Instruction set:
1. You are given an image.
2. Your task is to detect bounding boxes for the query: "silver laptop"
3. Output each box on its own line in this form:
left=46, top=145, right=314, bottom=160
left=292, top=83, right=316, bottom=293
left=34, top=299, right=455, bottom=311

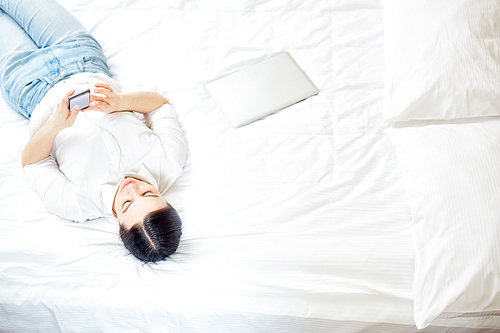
left=206, top=52, right=319, bottom=127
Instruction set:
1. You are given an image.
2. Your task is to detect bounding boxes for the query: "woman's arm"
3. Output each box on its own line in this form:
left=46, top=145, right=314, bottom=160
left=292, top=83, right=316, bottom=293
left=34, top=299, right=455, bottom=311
left=144, top=104, right=188, bottom=190
left=22, top=90, right=80, bottom=167
left=88, top=83, right=169, bottom=114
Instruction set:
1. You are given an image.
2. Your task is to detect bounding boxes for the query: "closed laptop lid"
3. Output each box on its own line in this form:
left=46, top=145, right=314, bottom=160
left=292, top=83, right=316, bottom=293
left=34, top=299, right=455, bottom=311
left=206, top=52, right=319, bottom=127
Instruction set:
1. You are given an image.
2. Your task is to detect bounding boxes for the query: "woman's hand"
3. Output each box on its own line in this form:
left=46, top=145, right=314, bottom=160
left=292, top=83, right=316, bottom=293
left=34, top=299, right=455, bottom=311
left=47, top=89, right=81, bottom=133
left=22, top=90, right=80, bottom=167
left=87, top=83, right=122, bottom=113
left=86, top=83, right=169, bottom=114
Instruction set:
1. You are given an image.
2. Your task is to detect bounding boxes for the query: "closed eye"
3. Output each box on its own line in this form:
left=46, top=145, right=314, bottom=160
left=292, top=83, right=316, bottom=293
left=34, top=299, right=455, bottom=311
left=122, top=200, right=132, bottom=213
left=121, top=191, right=159, bottom=213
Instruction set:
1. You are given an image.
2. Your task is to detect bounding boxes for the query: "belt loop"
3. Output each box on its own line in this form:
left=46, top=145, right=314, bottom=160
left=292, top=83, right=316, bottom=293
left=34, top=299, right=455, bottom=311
left=43, top=76, right=53, bottom=86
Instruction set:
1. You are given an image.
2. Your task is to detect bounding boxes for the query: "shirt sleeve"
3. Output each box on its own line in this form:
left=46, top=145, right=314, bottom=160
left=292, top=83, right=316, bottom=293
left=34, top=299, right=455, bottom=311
left=144, top=103, right=188, bottom=184
left=24, top=156, right=99, bottom=222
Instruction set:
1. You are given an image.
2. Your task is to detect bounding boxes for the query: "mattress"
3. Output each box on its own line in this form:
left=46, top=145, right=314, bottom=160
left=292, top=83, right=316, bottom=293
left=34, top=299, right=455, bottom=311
left=0, top=0, right=499, bottom=332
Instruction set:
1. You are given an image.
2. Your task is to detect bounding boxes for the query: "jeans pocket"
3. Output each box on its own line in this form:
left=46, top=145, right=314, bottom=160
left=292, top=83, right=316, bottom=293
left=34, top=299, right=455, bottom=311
left=18, top=77, right=43, bottom=114
left=80, top=53, right=109, bottom=75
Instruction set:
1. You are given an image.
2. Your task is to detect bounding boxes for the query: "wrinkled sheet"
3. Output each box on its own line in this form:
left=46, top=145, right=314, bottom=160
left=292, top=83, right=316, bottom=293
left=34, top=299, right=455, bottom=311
left=0, top=0, right=490, bottom=332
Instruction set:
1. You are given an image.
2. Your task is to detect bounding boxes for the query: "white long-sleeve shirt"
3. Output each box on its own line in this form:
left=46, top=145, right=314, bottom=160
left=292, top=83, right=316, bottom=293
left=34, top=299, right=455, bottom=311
left=24, top=73, right=188, bottom=222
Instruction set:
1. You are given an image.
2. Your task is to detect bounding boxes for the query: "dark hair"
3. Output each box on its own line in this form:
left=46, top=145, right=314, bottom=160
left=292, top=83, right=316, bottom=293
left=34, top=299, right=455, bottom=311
left=119, top=206, right=182, bottom=263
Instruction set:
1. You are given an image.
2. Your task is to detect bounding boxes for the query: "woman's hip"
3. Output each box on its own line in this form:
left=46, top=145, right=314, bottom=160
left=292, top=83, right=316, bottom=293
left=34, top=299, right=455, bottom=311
left=0, top=38, right=109, bottom=118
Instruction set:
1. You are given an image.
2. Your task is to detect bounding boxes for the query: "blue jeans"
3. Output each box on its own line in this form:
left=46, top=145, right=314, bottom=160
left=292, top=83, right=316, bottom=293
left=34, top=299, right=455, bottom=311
left=0, top=0, right=109, bottom=118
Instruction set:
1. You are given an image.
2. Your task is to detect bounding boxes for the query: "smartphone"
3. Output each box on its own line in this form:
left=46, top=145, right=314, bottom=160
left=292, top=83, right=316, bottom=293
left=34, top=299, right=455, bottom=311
left=68, top=89, right=90, bottom=111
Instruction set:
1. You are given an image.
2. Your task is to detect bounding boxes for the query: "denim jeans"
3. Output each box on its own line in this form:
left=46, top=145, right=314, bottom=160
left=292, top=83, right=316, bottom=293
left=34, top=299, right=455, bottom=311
left=0, top=0, right=109, bottom=118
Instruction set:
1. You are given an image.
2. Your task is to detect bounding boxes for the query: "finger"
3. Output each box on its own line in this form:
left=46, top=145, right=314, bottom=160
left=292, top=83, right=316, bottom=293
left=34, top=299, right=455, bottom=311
left=68, top=106, right=80, bottom=122
left=92, top=88, right=112, bottom=98
left=64, top=89, right=76, bottom=98
left=57, top=100, right=70, bottom=116
left=86, top=101, right=103, bottom=111
left=84, top=104, right=98, bottom=111
left=70, top=105, right=81, bottom=113
left=91, top=95, right=111, bottom=105
left=91, top=100, right=110, bottom=110
left=95, top=83, right=113, bottom=92
left=63, top=89, right=76, bottom=110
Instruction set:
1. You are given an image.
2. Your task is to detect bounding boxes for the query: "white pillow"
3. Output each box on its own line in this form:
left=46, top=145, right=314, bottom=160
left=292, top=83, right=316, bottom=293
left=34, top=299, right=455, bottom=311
left=385, top=120, right=500, bottom=329
left=383, top=0, right=500, bottom=122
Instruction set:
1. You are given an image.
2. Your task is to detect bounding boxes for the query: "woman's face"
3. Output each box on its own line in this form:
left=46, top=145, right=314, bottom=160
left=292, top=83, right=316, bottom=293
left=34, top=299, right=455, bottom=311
left=113, top=177, right=168, bottom=229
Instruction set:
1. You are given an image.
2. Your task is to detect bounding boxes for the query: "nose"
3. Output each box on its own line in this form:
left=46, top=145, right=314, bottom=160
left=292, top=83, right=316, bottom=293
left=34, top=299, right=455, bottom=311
left=124, top=181, right=140, bottom=195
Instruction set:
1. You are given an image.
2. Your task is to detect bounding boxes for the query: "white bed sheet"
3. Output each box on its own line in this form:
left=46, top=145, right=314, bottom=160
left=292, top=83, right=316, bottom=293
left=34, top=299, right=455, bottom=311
left=0, top=0, right=495, bottom=332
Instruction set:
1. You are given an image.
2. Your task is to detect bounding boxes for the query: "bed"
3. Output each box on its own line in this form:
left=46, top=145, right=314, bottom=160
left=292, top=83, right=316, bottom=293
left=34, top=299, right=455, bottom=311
left=1, top=0, right=499, bottom=332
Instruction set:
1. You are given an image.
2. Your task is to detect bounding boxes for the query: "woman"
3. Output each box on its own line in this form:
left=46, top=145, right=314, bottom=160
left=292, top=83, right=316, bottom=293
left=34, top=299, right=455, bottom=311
left=0, top=0, right=188, bottom=263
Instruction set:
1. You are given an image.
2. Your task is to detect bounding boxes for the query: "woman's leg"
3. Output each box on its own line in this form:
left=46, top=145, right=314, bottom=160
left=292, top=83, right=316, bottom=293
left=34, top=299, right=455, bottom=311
left=0, top=7, right=37, bottom=56
left=0, top=7, right=40, bottom=116
left=0, top=6, right=37, bottom=78
left=0, top=0, right=91, bottom=48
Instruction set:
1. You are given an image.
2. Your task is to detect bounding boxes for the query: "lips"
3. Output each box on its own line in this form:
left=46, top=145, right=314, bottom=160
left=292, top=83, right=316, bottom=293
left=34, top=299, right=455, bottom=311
left=122, top=179, right=134, bottom=190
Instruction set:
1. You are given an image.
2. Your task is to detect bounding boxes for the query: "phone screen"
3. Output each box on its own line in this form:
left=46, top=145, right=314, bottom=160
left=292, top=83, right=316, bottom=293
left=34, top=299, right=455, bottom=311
left=68, top=89, right=90, bottom=111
